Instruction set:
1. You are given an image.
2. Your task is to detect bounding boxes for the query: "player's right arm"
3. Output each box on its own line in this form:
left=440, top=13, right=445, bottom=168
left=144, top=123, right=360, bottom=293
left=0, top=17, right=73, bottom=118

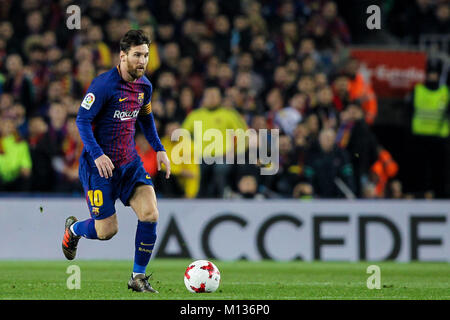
left=76, top=78, right=115, bottom=179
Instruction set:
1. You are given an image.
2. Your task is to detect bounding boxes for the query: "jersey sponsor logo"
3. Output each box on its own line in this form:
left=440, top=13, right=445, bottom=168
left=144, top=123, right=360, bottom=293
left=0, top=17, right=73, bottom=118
left=119, top=97, right=128, bottom=102
left=113, top=109, right=139, bottom=121
left=81, top=93, right=95, bottom=110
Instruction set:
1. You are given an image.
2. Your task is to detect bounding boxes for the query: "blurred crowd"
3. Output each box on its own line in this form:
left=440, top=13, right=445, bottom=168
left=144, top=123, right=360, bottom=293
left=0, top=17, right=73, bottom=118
left=0, top=0, right=448, bottom=199
left=387, top=0, right=450, bottom=46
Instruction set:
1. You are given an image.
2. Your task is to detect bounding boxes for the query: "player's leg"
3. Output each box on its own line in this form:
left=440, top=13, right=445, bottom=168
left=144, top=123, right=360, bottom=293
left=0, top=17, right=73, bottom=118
left=94, top=214, right=119, bottom=240
left=128, top=184, right=158, bottom=284
left=63, top=157, right=118, bottom=260
left=72, top=213, right=118, bottom=239
left=119, top=158, right=159, bottom=292
left=63, top=207, right=118, bottom=260
left=70, top=191, right=118, bottom=237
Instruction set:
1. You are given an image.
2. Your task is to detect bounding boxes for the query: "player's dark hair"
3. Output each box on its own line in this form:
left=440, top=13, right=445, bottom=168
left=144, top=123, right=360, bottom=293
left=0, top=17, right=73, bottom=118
left=120, top=29, right=151, bottom=53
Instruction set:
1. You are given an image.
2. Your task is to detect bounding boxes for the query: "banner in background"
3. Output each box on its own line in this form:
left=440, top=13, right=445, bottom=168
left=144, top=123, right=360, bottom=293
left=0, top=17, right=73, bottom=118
left=0, top=199, right=448, bottom=261
left=350, top=49, right=427, bottom=98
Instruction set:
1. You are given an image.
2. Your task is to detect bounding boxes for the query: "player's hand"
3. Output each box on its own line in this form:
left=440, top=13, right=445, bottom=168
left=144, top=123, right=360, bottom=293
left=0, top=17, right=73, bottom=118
left=157, top=151, right=171, bottom=179
left=94, top=154, right=115, bottom=179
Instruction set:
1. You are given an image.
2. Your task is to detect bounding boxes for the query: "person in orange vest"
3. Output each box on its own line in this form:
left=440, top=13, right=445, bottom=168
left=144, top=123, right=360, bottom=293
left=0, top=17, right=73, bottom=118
left=370, top=146, right=399, bottom=198
left=344, top=58, right=378, bottom=125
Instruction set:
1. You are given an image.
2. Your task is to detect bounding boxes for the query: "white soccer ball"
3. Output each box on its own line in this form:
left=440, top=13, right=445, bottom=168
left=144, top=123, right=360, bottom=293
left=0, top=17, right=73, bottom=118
left=184, top=260, right=221, bottom=293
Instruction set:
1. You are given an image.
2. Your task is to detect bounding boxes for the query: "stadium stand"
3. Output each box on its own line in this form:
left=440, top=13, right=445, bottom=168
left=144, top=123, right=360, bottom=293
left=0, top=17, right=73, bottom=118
left=0, top=0, right=448, bottom=199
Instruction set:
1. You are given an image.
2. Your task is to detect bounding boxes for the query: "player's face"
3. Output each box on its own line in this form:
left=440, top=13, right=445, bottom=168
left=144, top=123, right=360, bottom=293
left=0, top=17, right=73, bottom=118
left=125, top=44, right=149, bottom=79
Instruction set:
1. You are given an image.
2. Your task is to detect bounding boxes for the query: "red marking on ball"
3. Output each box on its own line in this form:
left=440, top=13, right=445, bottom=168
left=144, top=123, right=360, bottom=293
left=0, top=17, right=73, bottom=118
left=200, top=262, right=216, bottom=279
left=191, top=283, right=206, bottom=293
left=185, top=265, right=195, bottom=279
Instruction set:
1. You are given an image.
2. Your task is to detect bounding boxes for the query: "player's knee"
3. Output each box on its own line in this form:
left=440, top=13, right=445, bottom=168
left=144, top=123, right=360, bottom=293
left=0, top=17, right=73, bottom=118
left=97, top=225, right=118, bottom=240
left=140, top=206, right=159, bottom=223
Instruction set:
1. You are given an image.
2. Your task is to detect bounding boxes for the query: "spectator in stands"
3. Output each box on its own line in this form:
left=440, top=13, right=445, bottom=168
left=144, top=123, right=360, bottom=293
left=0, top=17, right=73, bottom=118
left=24, top=43, right=49, bottom=107
left=0, top=21, right=20, bottom=56
left=47, top=101, right=67, bottom=154
left=86, top=25, right=112, bottom=69
left=0, top=117, right=32, bottom=191
left=158, top=121, right=200, bottom=198
left=11, top=102, right=27, bottom=138
left=304, top=128, right=355, bottom=198
left=276, top=20, right=301, bottom=60
left=304, top=113, right=320, bottom=142
left=0, top=91, right=12, bottom=109
left=249, top=34, right=273, bottom=82
left=332, top=73, right=351, bottom=113
left=263, top=134, right=300, bottom=197
left=275, top=92, right=307, bottom=137
left=264, top=87, right=285, bottom=130
left=217, top=62, right=234, bottom=91
left=387, top=179, right=404, bottom=199
left=214, top=15, right=232, bottom=61
left=320, top=1, right=351, bottom=44
left=76, top=60, right=96, bottom=94
left=179, top=86, right=196, bottom=116
left=293, top=182, right=314, bottom=199
left=297, top=37, right=333, bottom=74
left=58, top=115, right=83, bottom=193
left=370, top=146, right=399, bottom=198
left=433, top=2, right=450, bottom=35
left=336, top=103, right=378, bottom=198
left=310, top=85, right=338, bottom=130
left=160, top=42, right=181, bottom=75
left=304, top=0, right=350, bottom=50
left=182, top=86, right=247, bottom=198
left=297, top=74, right=317, bottom=110
left=3, top=54, right=34, bottom=116
left=387, top=0, right=436, bottom=43
left=27, top=115, right=56, bottom=192
left=231, top=175, right=265, bottom=199
left=344, top=58, right=378, bottom=125
left=54, top=56, right=83, bottom=99
left=406, top=60, right=449, bottom=198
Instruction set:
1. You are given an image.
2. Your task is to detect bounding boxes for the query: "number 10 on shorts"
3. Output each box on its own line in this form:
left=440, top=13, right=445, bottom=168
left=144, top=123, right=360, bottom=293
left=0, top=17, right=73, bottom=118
left=87, top=190, right=103, bottom=207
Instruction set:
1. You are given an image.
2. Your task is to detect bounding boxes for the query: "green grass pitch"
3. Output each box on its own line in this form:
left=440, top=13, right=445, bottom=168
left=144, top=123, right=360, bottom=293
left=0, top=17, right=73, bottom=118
left=0, top=259, right=448, bottom=300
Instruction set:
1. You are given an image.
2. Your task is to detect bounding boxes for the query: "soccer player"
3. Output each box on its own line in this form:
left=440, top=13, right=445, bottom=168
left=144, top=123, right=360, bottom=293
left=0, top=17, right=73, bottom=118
left=61, top=30, right=170, bottom=293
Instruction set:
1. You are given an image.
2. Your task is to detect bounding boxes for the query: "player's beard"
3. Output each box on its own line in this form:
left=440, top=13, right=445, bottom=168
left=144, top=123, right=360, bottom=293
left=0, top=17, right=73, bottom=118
left=127, top=59, right=146, bottom=80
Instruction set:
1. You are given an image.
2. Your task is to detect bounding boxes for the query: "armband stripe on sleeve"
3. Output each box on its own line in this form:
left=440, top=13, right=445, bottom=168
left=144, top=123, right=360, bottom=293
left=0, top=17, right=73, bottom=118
left=140, top=102, right=152, bottom=115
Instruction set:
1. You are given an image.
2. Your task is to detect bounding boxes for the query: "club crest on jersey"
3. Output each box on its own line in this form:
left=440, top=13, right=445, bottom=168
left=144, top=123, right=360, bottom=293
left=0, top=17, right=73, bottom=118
left=138, top=92, right=144, bottom=105
left=113, top=109, right=139, bottom=121
left=81, top=93, right=95, bottom=110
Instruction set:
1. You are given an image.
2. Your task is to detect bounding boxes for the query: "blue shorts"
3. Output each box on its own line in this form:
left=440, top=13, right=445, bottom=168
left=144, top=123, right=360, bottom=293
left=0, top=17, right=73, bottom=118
left=79, top=154, right=153, bottom=220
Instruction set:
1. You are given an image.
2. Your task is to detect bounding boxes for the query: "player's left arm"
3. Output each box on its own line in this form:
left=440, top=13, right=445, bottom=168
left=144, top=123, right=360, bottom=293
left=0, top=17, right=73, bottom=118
left=138, top=97, right=171, bottom=179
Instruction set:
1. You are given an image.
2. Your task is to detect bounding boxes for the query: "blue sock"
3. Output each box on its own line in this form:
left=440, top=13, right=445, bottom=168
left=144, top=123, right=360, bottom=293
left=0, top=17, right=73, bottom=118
left=133, top=220, right=157, bottom=274
left=72, top=218, right=98, bottom=239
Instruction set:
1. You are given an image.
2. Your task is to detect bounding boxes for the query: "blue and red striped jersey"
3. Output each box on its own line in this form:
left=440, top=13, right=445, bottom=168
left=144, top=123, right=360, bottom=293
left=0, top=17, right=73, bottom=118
left=76, top=66, right=164, bottom=168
